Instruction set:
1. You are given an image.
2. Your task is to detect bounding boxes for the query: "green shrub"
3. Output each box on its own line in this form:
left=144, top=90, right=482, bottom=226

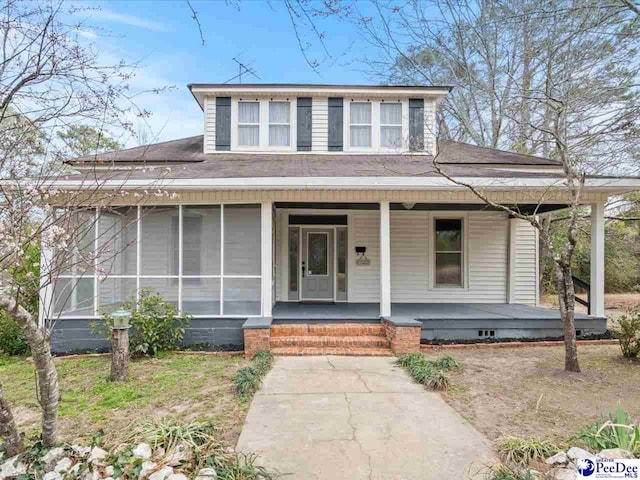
left=235, top=350, right=274, bottom=398
left=497, top=437, right=560, bottom=465
left=395, top=353, right=460, bottom=391
left=96, top=289, right=190, bottom=357
left=483, top=463, right=539, bottom=480
left=0, top=310, right=29, bottom=355
left=214, top=453, right=278, bottom=480
left=611, top=309, right=640, bottom=358
left=575, top=402, right=640, bottom=455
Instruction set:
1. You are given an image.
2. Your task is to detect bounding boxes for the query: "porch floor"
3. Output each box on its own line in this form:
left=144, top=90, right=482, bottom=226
left=272, top=302, right=597, bottom=321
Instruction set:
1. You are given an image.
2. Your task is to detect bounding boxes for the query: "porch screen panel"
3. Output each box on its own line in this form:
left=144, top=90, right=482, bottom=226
left=224, top=278, right=261, bottom=315
left=140, top=207, right=178, bottom=276
left=183, top=278, right=221, bottom=315
left=224, top=205, right=261, bottom=275
left=434, top=218, right=463, bottom=287
left=97, top=207, right=137, bottom=276
left=98, top=277, right=137, bottom=313
left=53, top=277, right=95, bottom=317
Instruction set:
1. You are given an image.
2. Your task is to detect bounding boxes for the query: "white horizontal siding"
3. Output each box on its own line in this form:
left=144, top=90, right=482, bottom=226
left=204, top=96, right=215, bottom=154
left=511, top=219, right=537, bottom=305
left=312, top=97, right=328, bottom=151
left=424, top=99, right=436, bottom=155
left=349, top=211, right=380, bottom=302
left=390, top=211, right=509, bottom=302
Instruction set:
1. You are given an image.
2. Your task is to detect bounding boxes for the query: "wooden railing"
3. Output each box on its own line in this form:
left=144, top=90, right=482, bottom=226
left=572, top=275, right=591, bottom=315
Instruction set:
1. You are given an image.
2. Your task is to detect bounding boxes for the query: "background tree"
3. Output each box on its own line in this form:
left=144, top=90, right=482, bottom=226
left=57, top=125, right=122, bottom=160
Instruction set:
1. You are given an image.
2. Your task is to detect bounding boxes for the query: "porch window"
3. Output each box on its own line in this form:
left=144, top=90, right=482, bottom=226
left=434, top=218, right=463, bottom=287
left=288, top=227, right=299, bottom=299
left=350, top=102, right=372, bottom=148
left=51, top=204, right=262, bottom=318
left=268, top=101, right=291, bottom=146
left=336, top=227, right=347, bottom=301
left=380, top=102, right=402, bottom=148
left=238, top=101, right=260, bottom=146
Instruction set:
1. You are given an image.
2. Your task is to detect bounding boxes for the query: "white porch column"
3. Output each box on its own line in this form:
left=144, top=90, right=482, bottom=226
left=38, top=242, right=54, bottom=328
left=379, top=201, right=391, bottom=317
left=261, top=201, right=273, bottom=318
left=590, top=202, right=605, bottom=317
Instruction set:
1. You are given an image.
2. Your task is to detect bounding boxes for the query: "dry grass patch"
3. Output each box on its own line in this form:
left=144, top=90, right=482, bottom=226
left=429, top=345, right=640, bottom=444
left=0, top=353, right=250, bottom=446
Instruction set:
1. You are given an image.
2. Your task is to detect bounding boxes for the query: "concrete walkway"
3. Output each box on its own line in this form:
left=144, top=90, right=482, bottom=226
left=236, top=356, right=495, bottom=480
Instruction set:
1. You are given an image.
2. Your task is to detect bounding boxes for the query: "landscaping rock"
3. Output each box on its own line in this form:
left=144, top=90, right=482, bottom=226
left=43, top=472, right=63, bottom=480
left=545, top=467, right=577, bottom=480
left=89, top=446, right=108, bottom=464
left=545, top=451, right=569, bottom=466
left=164, top=447, right=188, bottom=466
left=529, top=469, right=543, bottom=480
left=167, top=474, right=188, bottom=480
left=194, top=467, right=218, bottom=480
left=149, top=466, right=174, bottom=480
left=105, top=465, right=115, bottom=476
left=72, top=444, right=91, bottom=457
left=133, top=443, right=153, bottom=460
left=81, top=470, right=101, bottom=480
left=42, top=447, right=67, bottom=471
left=567, top=446, right=596, bottom=462
left=0, top=455, right=27, bottom=478
left=598, top=448, right=634, bottom=459
left=54, top=457, right=74, bottom=473
left=140, top=461, right=158, bottom=478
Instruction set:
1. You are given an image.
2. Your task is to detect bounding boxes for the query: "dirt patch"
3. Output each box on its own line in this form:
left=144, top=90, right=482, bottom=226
left=430, top=344, right=640, bottom=444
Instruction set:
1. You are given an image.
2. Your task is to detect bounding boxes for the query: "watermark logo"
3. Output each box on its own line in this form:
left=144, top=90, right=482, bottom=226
left=577, top=458, right=595, bottom=476
left=577, top=459, right=640, bottom=479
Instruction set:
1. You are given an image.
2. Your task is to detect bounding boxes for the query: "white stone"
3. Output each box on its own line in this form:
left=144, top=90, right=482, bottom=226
left=194, top=467, right=218, bottom=480
left=164, top=448, right=188, bottom=466
left=567, top=446, right=596, bottom=462
left=105, top=465, right=115, bottom=476
left=89, top=446, right=108, bottom=463
left=43, top=472, right=63, bottom=480
left=545, top=468, right=577, bottom=480
left=42, top=447, right=67, bottom=471
left=140, top=461, right=157, bottom=478
left=72, top=444, right=91, bottom=457
left=133, top=443, right=153, bottom=460
left=0, top=455, right=27, bottom=478
left=167, top=474, right=188, bottom=480
left=545, top=451, right=569, bottom=466
left=598, top=448, right=634, bottom=459
left=81, top=470, right=101, bottom=480
left=54, top=457, right=74, bottom=473
left=148, top=466, right=174, bottom=480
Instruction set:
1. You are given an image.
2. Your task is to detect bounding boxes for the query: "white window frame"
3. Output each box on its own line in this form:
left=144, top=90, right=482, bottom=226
left=268, top=100, right=292, bottom=147
left=237, top=100, right=260, bottom=148
left=348, top=101, right=373, bottom=150
left=379, top=102, right=403, bottom=150
left=431, top=214, right=468, bottom=289
left=345, top=99, right=409, bottom=152
left=50, top=203, right=265, bottom=320
left=231, top=98, right=296, bottom=151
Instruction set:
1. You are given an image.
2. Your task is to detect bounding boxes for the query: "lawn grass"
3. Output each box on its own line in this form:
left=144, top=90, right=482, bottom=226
left=428, top=344, right=640, bottom=444
left=0, top=353, right=250, bottom=446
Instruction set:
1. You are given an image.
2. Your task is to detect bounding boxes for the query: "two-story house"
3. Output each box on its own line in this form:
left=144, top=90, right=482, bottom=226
left=45, top=83, right=640, bottom=356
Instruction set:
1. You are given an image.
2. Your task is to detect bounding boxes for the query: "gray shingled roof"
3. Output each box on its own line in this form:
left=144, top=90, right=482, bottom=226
left=67, top=135, right=561, bottom=167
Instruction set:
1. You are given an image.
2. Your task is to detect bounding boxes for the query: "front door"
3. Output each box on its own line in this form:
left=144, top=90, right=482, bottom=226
left=301, top=228, right=334, bottom=301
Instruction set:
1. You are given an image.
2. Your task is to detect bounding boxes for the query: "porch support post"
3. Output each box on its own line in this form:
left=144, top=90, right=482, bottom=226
left=507, top=217, right=517, bottom=304
left=261, top=201, right=273, bottom=318
left=379, top=201, right=391, bottom=318
left=590, top=202, right=605, bottom=317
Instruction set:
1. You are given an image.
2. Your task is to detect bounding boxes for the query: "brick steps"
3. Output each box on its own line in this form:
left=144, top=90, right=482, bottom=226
left=270, top=335, right=389, bottom=348
left=270, top=323, right=385, bottom=337
left=270, top=346, right=394, bottom=356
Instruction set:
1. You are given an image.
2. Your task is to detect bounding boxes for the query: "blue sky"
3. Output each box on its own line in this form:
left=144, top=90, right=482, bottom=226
left=72, top=1, right=373, bottom=145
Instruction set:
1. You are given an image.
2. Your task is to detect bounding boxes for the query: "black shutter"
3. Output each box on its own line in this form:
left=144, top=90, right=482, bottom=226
left=297, top=97, right=312, bottom=151
left=215, top=97, right=231, bottom=151
left=328, top=97, right=343, bottom=151
left=409, top=98, right=424, bottom=152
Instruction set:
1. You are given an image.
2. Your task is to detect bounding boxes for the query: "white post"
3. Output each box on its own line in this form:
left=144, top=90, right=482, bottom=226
left=590, top=202, right=605, bottom=317
left=379, top=201, right=391, bottom=318
left=261, top=201, right=274, bottom=318
left=507, top=217, right=517, bottom=304
left=38, top=241, right=54, bottom=328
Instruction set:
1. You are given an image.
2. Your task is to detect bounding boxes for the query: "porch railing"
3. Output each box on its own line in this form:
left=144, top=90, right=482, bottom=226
left=572, top=275, right=591, bottom=315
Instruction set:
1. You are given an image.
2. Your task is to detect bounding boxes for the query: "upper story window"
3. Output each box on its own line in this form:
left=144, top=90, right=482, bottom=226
left=434, top=218, right=464, bottom=287
left=349, top=102, right=372, bottom=148
left=269, top=101, right=291, bottom=146
left=238, top=101, right=260, bottom=146
left=380, top=102, right=402, bottom=148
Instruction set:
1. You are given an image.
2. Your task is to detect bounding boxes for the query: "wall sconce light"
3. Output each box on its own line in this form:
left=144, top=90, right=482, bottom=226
left=355, top=246, right=370, bottom=265
left=402, top=202, right=416, bottom=210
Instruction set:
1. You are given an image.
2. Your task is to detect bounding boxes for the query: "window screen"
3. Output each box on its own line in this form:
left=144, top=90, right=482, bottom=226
left=434, top=218, right=463, bottom=287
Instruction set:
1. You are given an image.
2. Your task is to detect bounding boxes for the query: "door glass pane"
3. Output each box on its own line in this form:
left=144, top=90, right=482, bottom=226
left=224, top=205, right=261, bottom=275
left=288, top=228, right=299, bottom=293
left=435, top=219, right=462, bottom=251
left=183, top=206, right=220, bottom=275
left=308, top=233, right=328, bottom=276
left=435, top=253, right=462, bottom=286
left=337, top=227, right=347, bottom=296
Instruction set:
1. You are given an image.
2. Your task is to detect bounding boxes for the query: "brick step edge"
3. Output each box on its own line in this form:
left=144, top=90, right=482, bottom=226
left=270, top=335, right=390, bottom=348
left=270, top=324, right=385, bottom=337
left=421, top=339, right=619, bottom=350
left=271, top=347, right=395, bottom=356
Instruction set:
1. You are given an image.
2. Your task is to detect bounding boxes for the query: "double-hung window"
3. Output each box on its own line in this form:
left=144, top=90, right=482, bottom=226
left=238, top=101, right=260, bottom=146
left=349, top=102, right=372, bottom=148
left=434, top=218, right=464, bottom=287
left=380, top=102, right=402, bottom=148
left=269, top=101, right=291, bottom=146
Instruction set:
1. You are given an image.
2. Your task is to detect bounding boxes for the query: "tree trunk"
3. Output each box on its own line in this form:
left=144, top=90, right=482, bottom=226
left=0, top=296, right=59, bottom=446
left=554, top=261, right=581, bottom=372
left=110, top=328, right=129, bottom=382
left=0, top=383, right=24, bottom=456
